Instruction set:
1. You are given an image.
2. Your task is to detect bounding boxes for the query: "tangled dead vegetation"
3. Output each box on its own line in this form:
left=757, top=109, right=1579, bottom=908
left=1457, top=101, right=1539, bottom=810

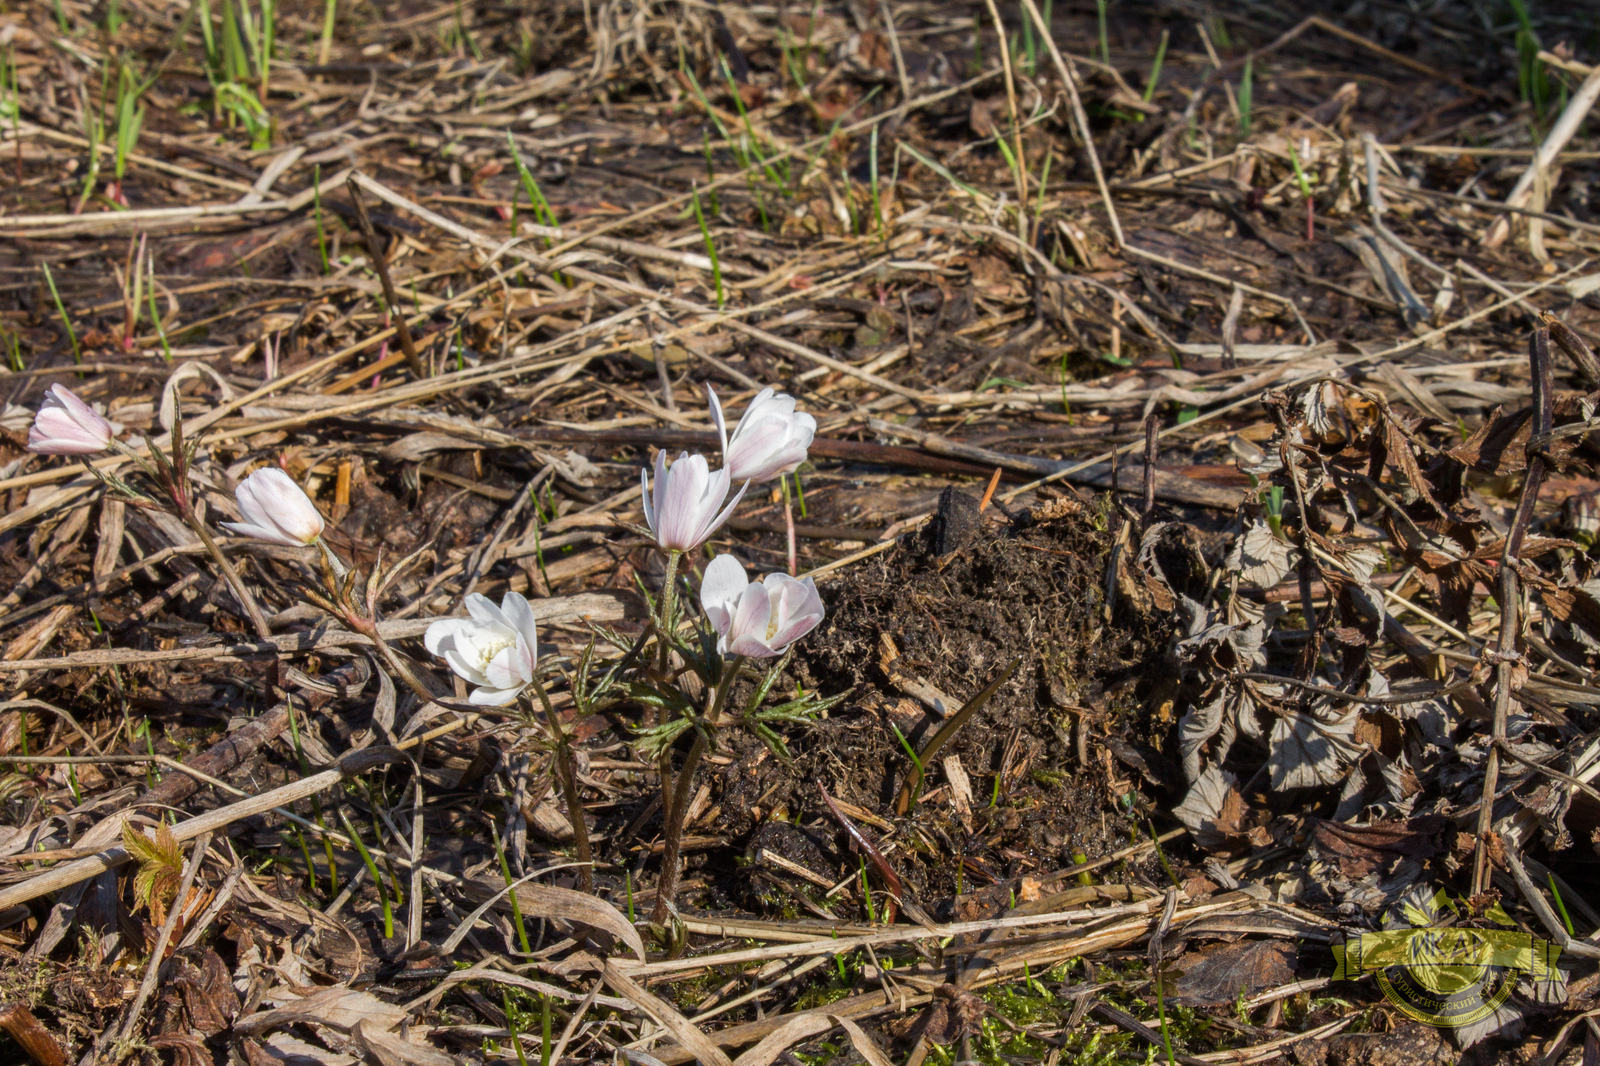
left=1, top=1, right=1600, bottom=1064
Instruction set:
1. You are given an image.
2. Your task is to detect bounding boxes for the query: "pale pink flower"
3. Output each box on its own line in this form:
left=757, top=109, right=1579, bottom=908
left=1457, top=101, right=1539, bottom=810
left=27, top=385, right=113, bottom=455
left=699, top=553, right=825, bottom=658
left=425, top=591, right=540, bottom=706
left=641, top=450, right=746, bottom=552
left=222, top=467, right=325, bottom=546
left=708, top=386, right=816, bottom=484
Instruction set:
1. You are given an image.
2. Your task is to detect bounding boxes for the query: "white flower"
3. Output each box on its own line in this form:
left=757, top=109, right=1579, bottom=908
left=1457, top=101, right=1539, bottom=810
left=424, top=591, right=541, bottom=706
left=27, top=385, right=114, bottom=455
left=709, top=385, right=816, bottom=483
left=699, top=553, right=825, bottom=658
left=221, top=467, right=326, bottom=546
left=641, top=450, right=746, bottom=552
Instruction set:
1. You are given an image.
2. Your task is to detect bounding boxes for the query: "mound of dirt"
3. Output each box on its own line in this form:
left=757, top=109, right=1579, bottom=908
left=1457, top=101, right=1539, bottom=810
left=701, top=489, right=1179, bottom=917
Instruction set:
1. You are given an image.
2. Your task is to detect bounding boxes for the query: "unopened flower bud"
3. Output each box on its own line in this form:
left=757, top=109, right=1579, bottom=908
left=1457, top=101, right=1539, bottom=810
left=27, top=385, right=113, bottom=455
left=222, top=467, right=325, bottom=546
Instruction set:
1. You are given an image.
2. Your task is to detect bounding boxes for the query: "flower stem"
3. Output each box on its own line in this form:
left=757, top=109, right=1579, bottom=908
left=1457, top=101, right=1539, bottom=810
left=708, top=655, right=746, bottom=727
left=651, top=726, right=706, bottom=927
left=188, top=518, right=272, bottom=639
left=781, top=477, right=797, bottom=576
left=530, top=676, right=593, bottom=893
left=318, top=538, right=349, bottom=580
left=654, top=550, right=682, bottom=831
left=656, top=550, right=682, bottom=670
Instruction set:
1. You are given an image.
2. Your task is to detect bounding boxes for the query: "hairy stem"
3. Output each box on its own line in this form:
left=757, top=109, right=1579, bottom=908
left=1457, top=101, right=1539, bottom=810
left=189, top=518, right=272, bottom=639
left=531, top=674, right=593, bottom=893
left=651, top=728, right=706, bottom=927
left=707, top=655, right=746, bottom=727
left=654, top=550, right=682, bottom=832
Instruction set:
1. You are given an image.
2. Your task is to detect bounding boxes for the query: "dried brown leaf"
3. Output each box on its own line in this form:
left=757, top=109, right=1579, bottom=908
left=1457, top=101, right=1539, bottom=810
left=1310, top=815, right=1450, bottom=879
left=1171, top=940, right=1296, bottom=1007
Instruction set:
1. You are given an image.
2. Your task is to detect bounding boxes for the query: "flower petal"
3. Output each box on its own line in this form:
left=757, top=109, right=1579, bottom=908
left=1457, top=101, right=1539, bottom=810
left=651, top=450, right=671, bottom=540
left=767, top=609, right=824, bottom=651
left=727, top=632, right=778, bottom=658
left=726, top=418, right=791, bottom=481
left=640, top=465, right=655, bottom=535
left=730, top=388, right=780, bottom=442
left=654, top=452, right=728, bottom=551
left=695, top=474, right=747, bottom=550
left=469, top=685, right=525, bottom=707
left=707, top=385, right=729, bottom=455
left=727, top=578, right=772, bottom=651
left=220, top=521, right=278, bottom=541
left=501, top=590, right=540, bottom=649
left=441, top=644, right=491, bottom=688
left=424, top=618, right=475, bottom=657
left=700, top=554, right=748, bottom=634
left=463, top=593, right=512, bottom=630
left=49, top=385, right=100, bottom=422
left=480, top=650, right=524, bottom=690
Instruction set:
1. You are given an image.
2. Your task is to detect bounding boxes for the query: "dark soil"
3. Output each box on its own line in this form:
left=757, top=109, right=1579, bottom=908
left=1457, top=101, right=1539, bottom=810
left=689, top=490, right=1179, bottom=920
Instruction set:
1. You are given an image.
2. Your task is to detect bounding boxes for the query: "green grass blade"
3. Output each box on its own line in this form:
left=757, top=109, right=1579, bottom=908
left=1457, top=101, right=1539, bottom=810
left=40, top=263, right=80, bottom=364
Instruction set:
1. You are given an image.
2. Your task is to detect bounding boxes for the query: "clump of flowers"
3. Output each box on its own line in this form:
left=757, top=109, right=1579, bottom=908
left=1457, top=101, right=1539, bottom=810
left=28, top=379, right=836, bottom=925
left=424, top=383, right=838, bottom=922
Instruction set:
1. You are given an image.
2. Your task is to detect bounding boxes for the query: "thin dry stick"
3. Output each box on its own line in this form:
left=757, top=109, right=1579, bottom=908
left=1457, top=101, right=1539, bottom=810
left=880, top=2, right=913, bottom=103
left=1472, top=327, right=1551, bottom=895
left=514, top=220, right=745, bottom=276
left=1484, top=65, right=1600, bottom=247
left=0, top=199, right=293, bottom=231
left=979, top=0, right=1029, bottom=246
left=1544, top=311, right=1600, bottom=383
left=1017, top=0, right=1123, bottom=248
left=345, top=175, right=428, bottom=380
left=1140, top=414, right=1159, bottom=523
left=407, top=770, right=426, bottom=948
left=5, top=124, right=256, bottom=195
left=622, top=894, right=1240, bottom=978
